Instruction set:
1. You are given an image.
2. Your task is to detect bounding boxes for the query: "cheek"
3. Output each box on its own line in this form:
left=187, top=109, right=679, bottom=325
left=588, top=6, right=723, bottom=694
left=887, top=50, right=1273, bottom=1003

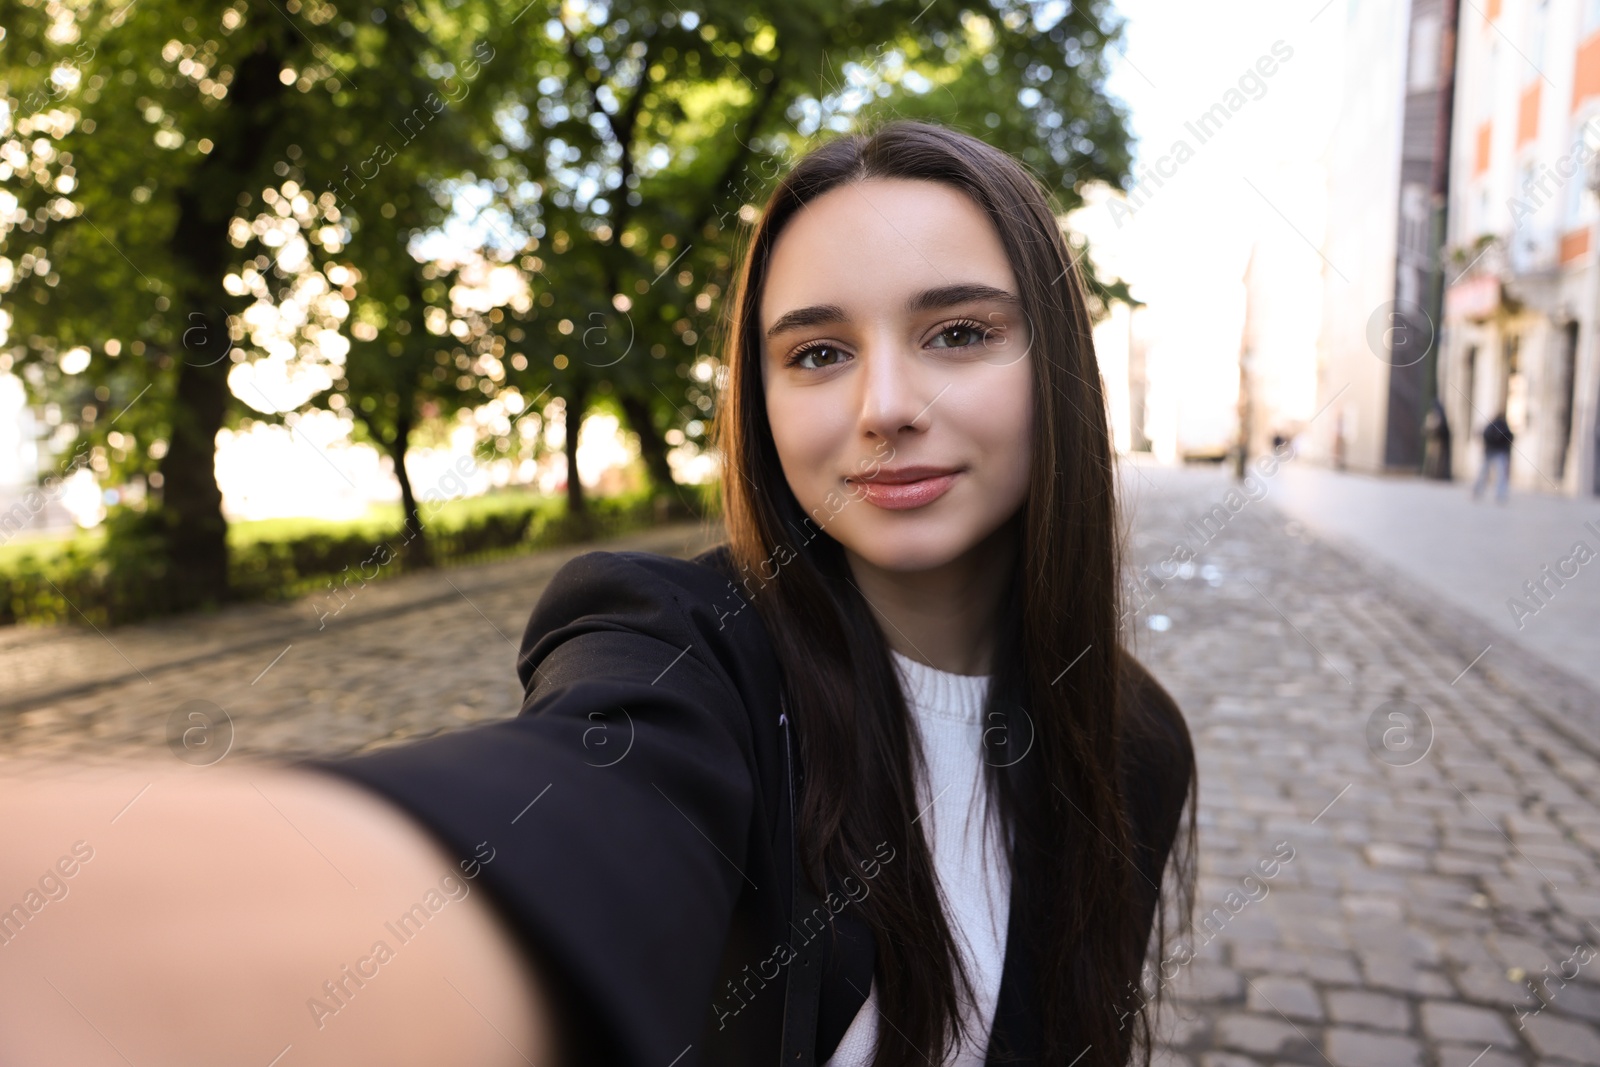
left=765, top=387, right=842, bottom=505
left=982, top=360, right=1033, bottom=498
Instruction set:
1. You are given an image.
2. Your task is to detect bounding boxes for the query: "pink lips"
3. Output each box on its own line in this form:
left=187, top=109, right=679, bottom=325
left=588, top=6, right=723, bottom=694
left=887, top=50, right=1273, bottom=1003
left=848, top=467, right=963, bottom=511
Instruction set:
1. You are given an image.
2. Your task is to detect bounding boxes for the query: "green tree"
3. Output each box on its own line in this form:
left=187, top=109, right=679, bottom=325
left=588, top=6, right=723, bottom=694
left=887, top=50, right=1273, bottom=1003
left=276, top=32, right=514, bottom=569
left=470, top=0, right=1135, bottom=516
left=0, top=0, right=518, bottom=606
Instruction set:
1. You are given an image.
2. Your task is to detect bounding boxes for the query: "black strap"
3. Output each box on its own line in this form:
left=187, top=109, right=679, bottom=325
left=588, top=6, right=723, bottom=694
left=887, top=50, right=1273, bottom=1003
left=779, top=697, right=825, bottom=1066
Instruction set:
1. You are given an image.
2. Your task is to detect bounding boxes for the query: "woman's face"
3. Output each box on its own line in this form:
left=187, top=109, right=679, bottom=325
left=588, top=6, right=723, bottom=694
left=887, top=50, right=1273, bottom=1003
left=759, top=177, right=1034, bottom=574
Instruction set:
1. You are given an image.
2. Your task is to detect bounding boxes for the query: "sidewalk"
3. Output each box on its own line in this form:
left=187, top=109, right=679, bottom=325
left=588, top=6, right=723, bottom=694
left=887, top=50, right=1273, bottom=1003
left=1259, top=462, right=1600, bottom=695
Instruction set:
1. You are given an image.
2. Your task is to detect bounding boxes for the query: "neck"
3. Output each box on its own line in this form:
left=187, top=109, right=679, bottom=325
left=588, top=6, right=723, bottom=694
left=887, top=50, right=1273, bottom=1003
left=844, top=516, right=1017, bottom=676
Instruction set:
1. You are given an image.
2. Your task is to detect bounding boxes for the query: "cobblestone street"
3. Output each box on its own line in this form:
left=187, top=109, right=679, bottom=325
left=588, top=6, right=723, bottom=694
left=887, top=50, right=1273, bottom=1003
left=4, top=464, right=1599, bottom=1067
left=1121, top=462, right=1600, bottom=1067
left=0, top=520, right=728, bottom=761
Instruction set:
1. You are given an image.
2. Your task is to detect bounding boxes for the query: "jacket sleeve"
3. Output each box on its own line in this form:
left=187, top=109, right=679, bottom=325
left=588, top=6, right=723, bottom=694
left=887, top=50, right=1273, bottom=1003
left=297, top=550, right=759, bottom=1066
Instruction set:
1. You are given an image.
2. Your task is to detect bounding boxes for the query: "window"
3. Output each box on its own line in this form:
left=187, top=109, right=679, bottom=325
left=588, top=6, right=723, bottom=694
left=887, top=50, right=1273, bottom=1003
left=1512, top=163, right=1538, bottom=270
left=1531, top=0, right=1549, bottom=72
left=1565, top=146, right=1589, bottom=225
left=1566, top=112, right=1600, bottom=225
left=1409, top=12, right=1441, bottom=91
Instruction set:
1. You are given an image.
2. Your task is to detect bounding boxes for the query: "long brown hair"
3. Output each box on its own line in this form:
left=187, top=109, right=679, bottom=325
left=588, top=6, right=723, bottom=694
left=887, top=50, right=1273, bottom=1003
left=710, top=118, right=1196, bottom=1067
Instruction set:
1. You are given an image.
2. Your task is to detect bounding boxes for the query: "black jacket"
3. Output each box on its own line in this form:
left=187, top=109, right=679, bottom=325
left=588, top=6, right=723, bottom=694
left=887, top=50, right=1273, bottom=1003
left=1483, top=415, right=1515, bottom=453
left=302, top=544, right=1193, bottom=1067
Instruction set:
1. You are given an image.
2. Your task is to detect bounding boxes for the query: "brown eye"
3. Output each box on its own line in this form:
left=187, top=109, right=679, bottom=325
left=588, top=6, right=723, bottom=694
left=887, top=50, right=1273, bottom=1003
left=928, top=321, right=992, bottom=349
left=786, top=343, right=847, bottom=370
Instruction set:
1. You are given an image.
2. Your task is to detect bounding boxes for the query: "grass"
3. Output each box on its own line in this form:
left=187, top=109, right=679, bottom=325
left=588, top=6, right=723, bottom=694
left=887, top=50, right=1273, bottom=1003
left=0, top=526, right=105, bottom=567
left=225, top=488, right=564, bottom=546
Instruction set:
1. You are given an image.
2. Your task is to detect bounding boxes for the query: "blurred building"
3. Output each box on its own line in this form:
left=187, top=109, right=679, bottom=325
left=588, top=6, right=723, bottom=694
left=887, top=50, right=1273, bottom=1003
left=1306, top=0, right=1458, bottom=474
left=0, top=375, right=90, bottom=541
left=1440, top=0, right=1600, bottom=496
left=1237, top=194, right=1324, bottom=463
left=1072, top=182, right=1154, bottom=457
left=1073, top=181, right=1252, bottom=465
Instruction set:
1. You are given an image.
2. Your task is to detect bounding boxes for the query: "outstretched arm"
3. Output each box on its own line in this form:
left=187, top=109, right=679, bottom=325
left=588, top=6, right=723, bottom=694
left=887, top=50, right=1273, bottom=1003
left=0, top=757, right=560, bottom=1066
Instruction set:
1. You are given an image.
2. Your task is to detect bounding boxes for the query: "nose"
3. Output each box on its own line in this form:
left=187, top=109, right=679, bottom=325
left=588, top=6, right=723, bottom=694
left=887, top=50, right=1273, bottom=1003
left=855, top=333, right=941, bottom=439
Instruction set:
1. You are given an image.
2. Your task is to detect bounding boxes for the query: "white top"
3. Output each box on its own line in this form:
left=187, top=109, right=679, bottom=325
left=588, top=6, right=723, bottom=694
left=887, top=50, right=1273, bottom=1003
left=822, top=648, right=1011, bottom=1067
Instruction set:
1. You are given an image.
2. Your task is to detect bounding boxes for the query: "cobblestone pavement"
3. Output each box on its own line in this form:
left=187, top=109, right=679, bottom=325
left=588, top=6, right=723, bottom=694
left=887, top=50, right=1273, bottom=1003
left=0, top=519, right=727, bottom=760
left=1264, top=463, right=1600, bottom=695
left=1120, top=461, right=1600, bottom=1067
left=4, top=466, right=1600, bottom=1067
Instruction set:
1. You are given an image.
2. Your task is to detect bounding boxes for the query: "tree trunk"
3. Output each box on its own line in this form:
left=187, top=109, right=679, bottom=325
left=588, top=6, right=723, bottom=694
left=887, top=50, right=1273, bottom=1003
left=388, top=409, right=433, bottom=569
left=618, top=391, right=694, bottom=516
left=156, top=325, right=231, bottom=611
left=564, top=383, right=588, bottom=521
left=158, top=39, right=290, bottom=608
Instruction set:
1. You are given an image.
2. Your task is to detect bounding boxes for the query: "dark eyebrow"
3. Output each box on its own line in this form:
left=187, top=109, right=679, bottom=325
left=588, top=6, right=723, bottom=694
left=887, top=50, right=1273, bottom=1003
left=906, top=283, right=1021, bottom=314
left=764, top=282, right=1021, bottom=341
left=764, top=303, right=848, bottom=340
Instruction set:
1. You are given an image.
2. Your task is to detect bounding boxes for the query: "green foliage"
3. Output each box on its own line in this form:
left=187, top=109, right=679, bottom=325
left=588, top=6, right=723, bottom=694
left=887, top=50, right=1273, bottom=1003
left=0, top=0, right=535, bottom=598
left=2, top=0, right=1138, bottom=615
left=457, top=0, right=1141, bottom=490
left=1, top=506, right=177, bottom=626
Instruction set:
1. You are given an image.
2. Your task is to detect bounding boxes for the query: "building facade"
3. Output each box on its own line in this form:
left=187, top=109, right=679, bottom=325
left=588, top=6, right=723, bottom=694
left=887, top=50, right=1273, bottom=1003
left=1441, top=0, right=1600, bottom=496
left=1306, top=0, right=1419, bottom=473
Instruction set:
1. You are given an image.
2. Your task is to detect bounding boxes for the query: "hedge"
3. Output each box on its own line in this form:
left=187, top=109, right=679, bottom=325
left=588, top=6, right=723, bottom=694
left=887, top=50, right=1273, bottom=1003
left=0, top=488, right=689, bottom=628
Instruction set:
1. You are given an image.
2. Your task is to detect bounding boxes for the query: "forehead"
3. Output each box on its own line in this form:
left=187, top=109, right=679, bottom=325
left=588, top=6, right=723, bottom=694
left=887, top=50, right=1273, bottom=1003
left=759, top=178, right=1017, bottom=329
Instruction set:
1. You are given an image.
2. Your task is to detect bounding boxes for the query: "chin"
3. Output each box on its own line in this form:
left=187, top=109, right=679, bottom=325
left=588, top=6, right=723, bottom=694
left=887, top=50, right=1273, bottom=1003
left=838, top=521, right=976, bottom=573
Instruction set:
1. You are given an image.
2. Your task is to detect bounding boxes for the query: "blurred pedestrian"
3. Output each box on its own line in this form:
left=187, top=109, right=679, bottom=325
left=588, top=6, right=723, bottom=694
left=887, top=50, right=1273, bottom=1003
left=1472, top=411, right=1514, bottom=504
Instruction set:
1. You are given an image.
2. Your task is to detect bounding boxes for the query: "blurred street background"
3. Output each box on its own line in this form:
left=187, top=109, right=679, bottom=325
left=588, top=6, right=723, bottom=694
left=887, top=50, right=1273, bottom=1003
left=3, top=0, right=1600, bottom=1065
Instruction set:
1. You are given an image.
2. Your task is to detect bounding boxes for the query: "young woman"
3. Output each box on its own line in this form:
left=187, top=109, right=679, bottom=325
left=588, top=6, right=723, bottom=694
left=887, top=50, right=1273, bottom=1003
left=0, top=119, right=1195, bottom=1067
